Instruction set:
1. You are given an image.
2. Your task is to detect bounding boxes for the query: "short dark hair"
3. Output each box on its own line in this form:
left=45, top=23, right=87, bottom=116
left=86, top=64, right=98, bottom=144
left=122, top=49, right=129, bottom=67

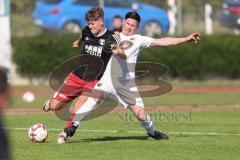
left=113, top=15, right=122, bottom=20
left=125, top=12, right=140, bottom=23
left=0, top=68, right=8, bottom=93
left=85, top=7, right=104, bottom=21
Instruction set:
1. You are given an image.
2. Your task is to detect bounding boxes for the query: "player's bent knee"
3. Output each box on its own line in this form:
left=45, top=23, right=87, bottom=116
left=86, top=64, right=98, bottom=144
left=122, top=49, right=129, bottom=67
left=94, top=97, right=102, bottom=103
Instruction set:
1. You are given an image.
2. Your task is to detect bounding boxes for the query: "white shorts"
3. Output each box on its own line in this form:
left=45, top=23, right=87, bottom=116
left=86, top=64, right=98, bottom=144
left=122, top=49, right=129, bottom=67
left=93, top=57, right=144, bottom=109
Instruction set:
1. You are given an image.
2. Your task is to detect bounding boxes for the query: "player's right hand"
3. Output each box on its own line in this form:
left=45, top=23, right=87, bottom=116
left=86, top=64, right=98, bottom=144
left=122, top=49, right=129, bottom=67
left=111, top=44, right=127, bottom=60
left=187, top=33, right=200, bottom=44
left=73, top=40, right=80, bottom=48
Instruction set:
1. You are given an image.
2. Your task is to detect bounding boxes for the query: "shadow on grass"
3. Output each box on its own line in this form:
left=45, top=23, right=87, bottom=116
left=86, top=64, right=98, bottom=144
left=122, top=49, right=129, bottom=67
left=68, top=136, right=149, bottom=143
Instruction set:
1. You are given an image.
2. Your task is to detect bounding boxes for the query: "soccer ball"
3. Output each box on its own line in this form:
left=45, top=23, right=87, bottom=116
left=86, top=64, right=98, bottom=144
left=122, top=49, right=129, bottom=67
left=22, top=91, right=35, bottom=103
left=28, top=123, right=48, bottom=142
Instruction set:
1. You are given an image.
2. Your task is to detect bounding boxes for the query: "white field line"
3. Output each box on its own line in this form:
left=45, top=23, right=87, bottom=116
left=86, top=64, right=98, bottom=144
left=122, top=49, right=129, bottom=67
left=4, top=127, right=240, bottom=136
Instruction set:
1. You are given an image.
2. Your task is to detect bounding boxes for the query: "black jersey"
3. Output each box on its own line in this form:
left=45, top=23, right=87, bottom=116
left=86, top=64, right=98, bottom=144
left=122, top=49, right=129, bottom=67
left=72, top=26, right=119, bottom=81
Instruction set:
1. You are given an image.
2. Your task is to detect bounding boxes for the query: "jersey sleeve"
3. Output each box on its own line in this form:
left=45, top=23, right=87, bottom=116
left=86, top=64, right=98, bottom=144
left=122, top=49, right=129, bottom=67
left=112, top=33, right=121, bottom=44
left=139, top=36, right=154, bottom=48
left=106, top=33, right=120, bottom=48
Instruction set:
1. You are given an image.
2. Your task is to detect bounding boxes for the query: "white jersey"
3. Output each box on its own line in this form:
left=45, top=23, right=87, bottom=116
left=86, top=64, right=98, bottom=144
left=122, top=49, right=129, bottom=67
left=120, top=33, right=154, bottom=63
left=119, top=33, right=154, bottom=79
left=93, top=33, right=154, bottom=108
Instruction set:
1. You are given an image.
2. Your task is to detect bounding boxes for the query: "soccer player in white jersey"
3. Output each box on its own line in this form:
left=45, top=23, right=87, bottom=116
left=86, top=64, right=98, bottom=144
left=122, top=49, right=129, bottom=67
left=57, top=12, right=200, bottom=143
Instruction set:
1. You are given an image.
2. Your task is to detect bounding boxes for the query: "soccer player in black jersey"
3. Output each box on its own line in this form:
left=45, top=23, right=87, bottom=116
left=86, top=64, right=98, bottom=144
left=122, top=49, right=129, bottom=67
left=62, top=12, right=200, bottom=142
left=42, top=7, right=124, bottom=142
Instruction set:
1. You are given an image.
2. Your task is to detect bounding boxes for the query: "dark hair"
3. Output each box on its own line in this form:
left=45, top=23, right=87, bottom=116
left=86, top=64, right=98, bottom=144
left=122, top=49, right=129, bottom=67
left=85, top=7, right=104, bottom=21
left=0, top=68, right=8, bottom=93
left=125, top=12, right=140, bottom=23
left=113, top=15, right=122, bottom=20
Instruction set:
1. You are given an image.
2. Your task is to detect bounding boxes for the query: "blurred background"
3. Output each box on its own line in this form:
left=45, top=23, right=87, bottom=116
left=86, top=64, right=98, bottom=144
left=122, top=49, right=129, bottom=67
left=0, top=0, right=240, bottom=104
left=0, top=0, right=239, bottom=84
left=9, top=0, right=240, bottom=37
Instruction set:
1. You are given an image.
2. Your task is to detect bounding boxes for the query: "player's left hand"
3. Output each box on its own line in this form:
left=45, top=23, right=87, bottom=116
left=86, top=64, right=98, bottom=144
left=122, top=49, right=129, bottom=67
left=187, top=33, right=200, bottom=44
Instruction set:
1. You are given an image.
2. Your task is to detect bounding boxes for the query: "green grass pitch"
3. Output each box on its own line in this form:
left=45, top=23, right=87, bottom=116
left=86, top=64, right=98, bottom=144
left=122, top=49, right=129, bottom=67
left=4, top=110, right=240, bottom=160
left=3, top=82, right=240, bottom=160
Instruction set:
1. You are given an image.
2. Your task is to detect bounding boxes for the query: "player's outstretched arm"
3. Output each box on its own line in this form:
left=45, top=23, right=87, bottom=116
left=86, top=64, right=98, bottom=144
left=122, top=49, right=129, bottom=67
left=150, top=33, right=200, bottom=47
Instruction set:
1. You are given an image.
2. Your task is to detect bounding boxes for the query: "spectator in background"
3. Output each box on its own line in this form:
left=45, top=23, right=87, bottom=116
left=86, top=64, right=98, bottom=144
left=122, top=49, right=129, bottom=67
left=112, top=15, right=123, bottom=32
left=0, top=67, right=10, bottom=160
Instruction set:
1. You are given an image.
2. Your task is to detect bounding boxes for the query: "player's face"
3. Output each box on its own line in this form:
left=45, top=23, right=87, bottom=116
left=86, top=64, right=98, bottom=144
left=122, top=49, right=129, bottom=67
left=122, top=18, right=138, bottom=36
left=112, top=18, right=122, bottom=29
left=88, top=19, right=104, bottom=35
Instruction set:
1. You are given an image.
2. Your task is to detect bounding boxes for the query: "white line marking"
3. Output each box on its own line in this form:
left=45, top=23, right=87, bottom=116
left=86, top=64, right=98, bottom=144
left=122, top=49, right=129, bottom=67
left=168, top=132, right=240, bottom=136
left=4, top=127, right=240, bottom=136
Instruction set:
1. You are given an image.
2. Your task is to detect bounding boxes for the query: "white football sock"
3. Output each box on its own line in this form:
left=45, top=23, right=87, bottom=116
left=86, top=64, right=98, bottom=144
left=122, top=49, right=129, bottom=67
left=141, top=115, right=155, bottom=136
left=73, top=97, right=97, bottom=125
